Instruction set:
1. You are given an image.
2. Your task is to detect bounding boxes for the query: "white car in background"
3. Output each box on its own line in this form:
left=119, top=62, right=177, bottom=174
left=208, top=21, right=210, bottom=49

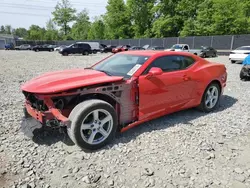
left=54, top=45, right=67, bottom=51
left=229, top=46, right=250, bottom=63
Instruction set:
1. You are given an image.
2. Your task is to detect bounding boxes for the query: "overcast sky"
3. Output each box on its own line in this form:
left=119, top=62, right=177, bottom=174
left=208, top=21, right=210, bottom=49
left=0, top=0, right=108, bottom=29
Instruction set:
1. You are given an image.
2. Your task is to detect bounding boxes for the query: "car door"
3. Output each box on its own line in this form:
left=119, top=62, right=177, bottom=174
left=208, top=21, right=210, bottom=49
left=77, top=44, right=84, bottom=53
left=70, top=44, right=78, bottom=54
left=138, top=55, right=197, bottom=120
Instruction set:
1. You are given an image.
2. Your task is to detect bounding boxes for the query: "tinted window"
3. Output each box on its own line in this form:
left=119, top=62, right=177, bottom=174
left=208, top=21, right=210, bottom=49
left=145, top=55, right=195, bottom=73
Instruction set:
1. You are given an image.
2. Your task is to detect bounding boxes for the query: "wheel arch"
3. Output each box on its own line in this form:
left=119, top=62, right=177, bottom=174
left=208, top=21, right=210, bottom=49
left=78, top=93, right=119, bottom=111
left=198, top=79, right=222, bottom=104
left=207, top=79, right=222, bottom=94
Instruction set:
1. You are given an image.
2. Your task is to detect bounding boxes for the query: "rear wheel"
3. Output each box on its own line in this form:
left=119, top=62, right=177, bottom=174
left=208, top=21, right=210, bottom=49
left=67, top=99, right=118, bottom=151
left=83, top=51, right=89, bottom=55
left=197, top=83, right=221, bottom=113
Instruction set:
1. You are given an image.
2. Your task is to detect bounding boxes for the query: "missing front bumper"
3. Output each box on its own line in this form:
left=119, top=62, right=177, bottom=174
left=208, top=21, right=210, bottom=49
left=20, top=116, right=43, bottom=138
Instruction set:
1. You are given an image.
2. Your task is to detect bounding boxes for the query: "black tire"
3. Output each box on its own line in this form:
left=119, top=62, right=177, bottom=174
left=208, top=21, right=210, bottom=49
left=62, top=52, right=68, bottom=56
left=67, top=99, right=118, bottom=151
left=50, top=49, right=53, bottom=52
left=202, top=53, right=206, bottom=58
left=231, top=60, right=236, bottom=64
left=240, top=71, right=245, bottom=80
left=36, top=49, right=39, bottom=52
left=83, top=51, right=89, bottom=55
left=197, top=82, right=221, bottom=113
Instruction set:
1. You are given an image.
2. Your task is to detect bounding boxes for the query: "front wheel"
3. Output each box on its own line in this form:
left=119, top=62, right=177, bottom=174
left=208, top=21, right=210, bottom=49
left=197, top=83, right=221, bottom=113
left=62, top=52, right=68, bottom=56
left=67, top=99, right=118, bottom=151
left=231, top=60, right=236, bottom=64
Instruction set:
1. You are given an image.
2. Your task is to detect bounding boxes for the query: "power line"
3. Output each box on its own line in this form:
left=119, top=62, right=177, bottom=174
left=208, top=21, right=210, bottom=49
left=0, top=11, right=49, bottom=17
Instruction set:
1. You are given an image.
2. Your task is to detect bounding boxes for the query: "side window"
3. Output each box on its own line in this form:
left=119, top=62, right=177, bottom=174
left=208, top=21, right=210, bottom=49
left=182, top=56, right=195, bottom=68
left=145, top=56, right=184, bottom=73
left=183, top=45, right=189, bottom=50
left=143, top=55, right=195, bottom=74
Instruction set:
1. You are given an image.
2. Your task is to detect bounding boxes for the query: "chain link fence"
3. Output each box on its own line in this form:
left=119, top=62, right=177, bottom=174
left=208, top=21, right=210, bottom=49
left=10, top=34, right=250, bottom=51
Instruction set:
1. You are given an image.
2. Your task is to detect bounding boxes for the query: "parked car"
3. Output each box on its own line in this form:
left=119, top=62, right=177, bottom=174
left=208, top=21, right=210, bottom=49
left=199, top=46, right=217, bottom=58
left=112, top=45, right=131, bottom=53
left=15, top=44, right=32, bottom=50
left=148, top=46, right=165, bottom=50
left=54, top=45, right=67, bottom=51
left=76, top=42, right=100, bottom=54
left=21, top=51, right=227, bottom=151
left=128, top=46, right=145, bottom=50
left=101, top=45, right=116, bottom=53
left=47, top=45, right=58, bottom=49
left=32, top=44, right=54, bottom=52
left=165, top=44, right=217, bottom=58
left=59, top=42, right=92, bottom=56
left=4, top=43, right=15, bottom=50
left=229, top=46, right=250, bottom=64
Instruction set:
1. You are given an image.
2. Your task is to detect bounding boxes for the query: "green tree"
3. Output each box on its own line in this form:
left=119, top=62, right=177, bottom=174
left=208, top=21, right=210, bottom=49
left=176, top=0, right=203, bottom=36
left=104, top=0, right=132, bottom=39
left=0, top=25, right=6, bottom=34
left=27, top=25, right=46, bottom=40
left=71, top=9, right=91, bottom=40
left=4, top=25, right=12, bottom=34
left=52, top=0, right=76, bottom=36
left=192, top=0, right=214, bottom=36
left=13, top=27, right=28, bottom=38
left=127, top=0, right=155, bottom=38
left=151, top=0, right=181, bottom=37
left=88, top=16, right=105, bottom=40
left=211, top=0, right=249, bottom=35
left=44, top=19, right=60, bottom=40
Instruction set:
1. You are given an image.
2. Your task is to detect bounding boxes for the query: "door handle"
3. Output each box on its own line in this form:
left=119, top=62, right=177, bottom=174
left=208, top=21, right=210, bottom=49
left=183, top=75, right=191, bottom=81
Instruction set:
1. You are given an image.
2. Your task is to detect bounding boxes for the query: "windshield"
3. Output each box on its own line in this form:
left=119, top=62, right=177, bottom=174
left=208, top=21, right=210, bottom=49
left=92, top=54, right=150, bottom=78
left=171, top=44, right=183, bottom=49
left=236, top=46, right=250, bottom=50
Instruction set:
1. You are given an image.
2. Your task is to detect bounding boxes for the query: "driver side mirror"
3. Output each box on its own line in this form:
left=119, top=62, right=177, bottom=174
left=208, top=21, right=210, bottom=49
left=146, top=67, right=163, bottom=78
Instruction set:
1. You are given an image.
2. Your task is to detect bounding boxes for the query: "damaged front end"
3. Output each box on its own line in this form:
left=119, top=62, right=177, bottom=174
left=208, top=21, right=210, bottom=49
left=21, top=79, right=139, bottom=137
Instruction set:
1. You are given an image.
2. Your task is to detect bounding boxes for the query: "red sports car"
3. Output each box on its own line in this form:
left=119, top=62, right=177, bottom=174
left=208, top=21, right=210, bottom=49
left=21, top=51, right=227, bottom=151
left=112, top=45, right=131, bottom=53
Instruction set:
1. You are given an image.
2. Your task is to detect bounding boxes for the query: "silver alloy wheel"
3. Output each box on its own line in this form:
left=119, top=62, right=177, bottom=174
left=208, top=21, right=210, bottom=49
left=80, top=109, right=113, bottom=145
left=205, top=85, right=219, bottom=109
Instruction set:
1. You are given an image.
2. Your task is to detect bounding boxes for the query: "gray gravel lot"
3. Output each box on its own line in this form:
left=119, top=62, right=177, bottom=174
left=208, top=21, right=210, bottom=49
left=0, top=50, right=250, bottom=188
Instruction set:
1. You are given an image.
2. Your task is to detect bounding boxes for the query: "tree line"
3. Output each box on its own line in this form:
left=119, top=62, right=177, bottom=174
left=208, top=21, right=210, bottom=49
left=1, top=0, right=250, bottom=41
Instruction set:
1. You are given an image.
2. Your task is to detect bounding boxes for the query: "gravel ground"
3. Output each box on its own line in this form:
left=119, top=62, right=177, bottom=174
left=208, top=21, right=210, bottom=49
left=0, top=50, right=250, bottom=188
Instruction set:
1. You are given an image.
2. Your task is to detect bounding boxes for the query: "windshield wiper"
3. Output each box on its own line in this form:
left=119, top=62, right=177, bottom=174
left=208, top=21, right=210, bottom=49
left=97, top=70, right=113, bottom=76
left=85, top=67, right=113, bottom=76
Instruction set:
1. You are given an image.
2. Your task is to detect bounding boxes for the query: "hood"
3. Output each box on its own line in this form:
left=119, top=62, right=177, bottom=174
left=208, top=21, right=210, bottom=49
left=21, top=69, right=124, bottom=94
